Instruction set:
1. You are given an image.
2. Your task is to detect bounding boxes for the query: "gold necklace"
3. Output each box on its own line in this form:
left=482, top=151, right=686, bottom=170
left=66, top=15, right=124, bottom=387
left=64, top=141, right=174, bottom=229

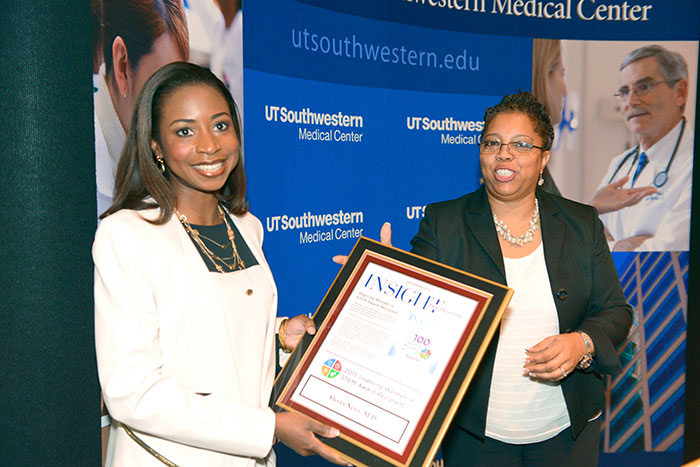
left=492, top=199, right=540, bottom=247
left=197, top=231, right=230, bottom=250
left=217, top=208, right=254, bottom=295
left=175, top=205, right=247, bottom=276
left=187, top=223, right=236, bottom=258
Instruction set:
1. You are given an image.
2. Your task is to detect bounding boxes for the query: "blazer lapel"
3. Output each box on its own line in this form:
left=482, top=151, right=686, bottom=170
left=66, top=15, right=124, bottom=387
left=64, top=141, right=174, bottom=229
left=231, top=213, right=279, bottom=402
left=538, top=191, right=566, bottom=288
left=231, top=214, right=277, bottom=300
left=464, top=187, right=506, bottom=281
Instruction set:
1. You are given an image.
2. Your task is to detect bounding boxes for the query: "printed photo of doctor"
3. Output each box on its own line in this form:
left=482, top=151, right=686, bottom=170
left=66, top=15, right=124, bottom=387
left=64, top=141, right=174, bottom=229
left=591, top=45, right=692, bottom=252
left=543, top=41, right=696, bottom=253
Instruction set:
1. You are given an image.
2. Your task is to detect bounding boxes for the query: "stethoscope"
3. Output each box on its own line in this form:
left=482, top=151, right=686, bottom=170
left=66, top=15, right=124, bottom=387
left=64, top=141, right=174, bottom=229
left=607, top=116, right=686, bottom=188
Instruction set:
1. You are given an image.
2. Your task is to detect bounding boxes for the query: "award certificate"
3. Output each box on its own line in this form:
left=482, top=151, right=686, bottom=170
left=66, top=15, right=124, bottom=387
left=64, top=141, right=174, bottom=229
left=274, top=237, right=512, bottom=467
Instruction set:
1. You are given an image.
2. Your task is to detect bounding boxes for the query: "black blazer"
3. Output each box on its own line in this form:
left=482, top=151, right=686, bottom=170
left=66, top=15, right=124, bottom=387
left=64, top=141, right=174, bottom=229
left=410, top=187, right=633, bottom=439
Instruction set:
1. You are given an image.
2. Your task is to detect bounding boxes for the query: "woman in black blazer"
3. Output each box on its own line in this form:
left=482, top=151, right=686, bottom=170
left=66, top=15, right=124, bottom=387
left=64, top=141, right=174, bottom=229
left=336, top=92, right=633, bottom=466
left=410, top=92, right=632, bottom=466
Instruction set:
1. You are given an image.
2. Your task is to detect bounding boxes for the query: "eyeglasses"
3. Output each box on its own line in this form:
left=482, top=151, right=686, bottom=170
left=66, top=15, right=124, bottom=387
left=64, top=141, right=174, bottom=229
left=479, top=139, right=545, bottom=155
left=614, top=79, right=679, bottom=101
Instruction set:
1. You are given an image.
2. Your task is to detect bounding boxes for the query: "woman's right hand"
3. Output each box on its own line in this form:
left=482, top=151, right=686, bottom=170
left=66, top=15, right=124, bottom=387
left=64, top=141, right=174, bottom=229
left=274, top=411, right=349, bottom=465
left=332, top=222, right=393, bottom=265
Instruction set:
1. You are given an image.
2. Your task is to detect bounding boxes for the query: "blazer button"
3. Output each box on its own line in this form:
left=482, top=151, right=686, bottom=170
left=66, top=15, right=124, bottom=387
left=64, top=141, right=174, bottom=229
left=556, top=288, right=568, bottom=301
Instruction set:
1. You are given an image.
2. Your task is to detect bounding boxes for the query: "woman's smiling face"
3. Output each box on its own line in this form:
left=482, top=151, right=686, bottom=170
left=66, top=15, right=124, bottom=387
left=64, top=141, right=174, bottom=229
left=152, top=83, right=239, bottom=201
left=479, top=112, right=550, bottom=204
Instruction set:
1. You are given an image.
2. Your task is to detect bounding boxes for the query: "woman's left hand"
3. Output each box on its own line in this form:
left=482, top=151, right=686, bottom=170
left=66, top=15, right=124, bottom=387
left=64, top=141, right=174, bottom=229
left=283, top=315, right=317, bottom=350
left=523, top=333, right=586, bottom=381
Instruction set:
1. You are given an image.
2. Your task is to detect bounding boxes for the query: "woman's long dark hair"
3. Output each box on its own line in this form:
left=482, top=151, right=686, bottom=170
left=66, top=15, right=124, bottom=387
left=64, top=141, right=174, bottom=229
left=101, top=62, right=247, bottom=223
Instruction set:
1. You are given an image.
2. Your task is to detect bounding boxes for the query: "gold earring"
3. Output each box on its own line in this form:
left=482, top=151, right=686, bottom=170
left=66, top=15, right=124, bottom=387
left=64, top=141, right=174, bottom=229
left=479, top=177, right=484, bottom=185
left=155, top=154, right=165, bottom=174
left=537, top=172, right=545, bottom=186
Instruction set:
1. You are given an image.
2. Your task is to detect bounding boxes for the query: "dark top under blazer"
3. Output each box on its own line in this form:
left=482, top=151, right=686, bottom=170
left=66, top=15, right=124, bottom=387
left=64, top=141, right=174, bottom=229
left=410, top=186, right=633, bottom=440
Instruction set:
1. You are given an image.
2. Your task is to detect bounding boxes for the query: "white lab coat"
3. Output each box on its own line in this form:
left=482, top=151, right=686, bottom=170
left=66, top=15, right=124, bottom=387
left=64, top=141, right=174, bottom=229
left=186, top=0, right=244, bottom=131
left=597, top=119, right=693, bottom=251
left=94, top=69, right=126, bottom=218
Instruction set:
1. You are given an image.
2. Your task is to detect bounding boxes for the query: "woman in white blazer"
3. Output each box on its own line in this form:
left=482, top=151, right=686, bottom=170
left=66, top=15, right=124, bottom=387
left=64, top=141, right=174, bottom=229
left=94, top=62, right=345, bottom=466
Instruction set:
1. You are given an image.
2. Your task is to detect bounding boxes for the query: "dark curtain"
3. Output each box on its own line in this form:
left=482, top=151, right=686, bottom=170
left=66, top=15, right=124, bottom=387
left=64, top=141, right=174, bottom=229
left=0, top=1, right=100, bottom=465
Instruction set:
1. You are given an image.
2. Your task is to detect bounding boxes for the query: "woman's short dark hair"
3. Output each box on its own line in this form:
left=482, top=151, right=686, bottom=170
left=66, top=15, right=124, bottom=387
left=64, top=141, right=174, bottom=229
left=482, top=91, right=555, bottom=151
left=103, top=62, right=247, bottom=223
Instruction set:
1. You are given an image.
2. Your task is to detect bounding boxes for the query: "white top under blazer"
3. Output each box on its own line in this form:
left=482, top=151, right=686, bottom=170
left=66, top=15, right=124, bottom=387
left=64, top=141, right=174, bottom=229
left=485, top=243, right=571, bottom=444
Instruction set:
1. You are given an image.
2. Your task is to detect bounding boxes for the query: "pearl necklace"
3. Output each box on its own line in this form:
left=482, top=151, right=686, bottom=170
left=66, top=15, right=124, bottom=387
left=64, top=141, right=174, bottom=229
left=492, top=199, right=540, bottom=247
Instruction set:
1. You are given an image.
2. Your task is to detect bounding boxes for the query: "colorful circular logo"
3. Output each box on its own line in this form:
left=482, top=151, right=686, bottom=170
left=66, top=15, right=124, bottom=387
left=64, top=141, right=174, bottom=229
left=420, top=349, right=431, bottom=360
left=322, top=359, right=342, bottom=378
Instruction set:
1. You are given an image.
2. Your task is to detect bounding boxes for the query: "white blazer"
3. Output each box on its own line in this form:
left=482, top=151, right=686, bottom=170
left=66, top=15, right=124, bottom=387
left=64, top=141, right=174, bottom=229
left=94, top=207, right=279, bottom=466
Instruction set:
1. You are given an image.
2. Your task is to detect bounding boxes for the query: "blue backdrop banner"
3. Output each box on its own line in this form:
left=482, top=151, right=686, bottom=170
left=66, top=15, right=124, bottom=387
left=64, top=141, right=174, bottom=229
left=243, top=0, right=698, bottom=465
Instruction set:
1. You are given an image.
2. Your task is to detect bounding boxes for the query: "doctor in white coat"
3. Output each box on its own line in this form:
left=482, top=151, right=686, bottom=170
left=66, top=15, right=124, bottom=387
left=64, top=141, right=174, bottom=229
left=591, top=45, right=692, bottom=252
left=94, top=62, right=346, bottom=466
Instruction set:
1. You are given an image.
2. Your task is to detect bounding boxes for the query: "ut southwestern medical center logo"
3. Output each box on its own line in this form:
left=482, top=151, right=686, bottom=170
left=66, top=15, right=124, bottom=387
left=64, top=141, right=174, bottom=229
left=265, top=104, right=365, bottom=143
left=406, top=116, right=483, bottom=145
left=266, top=209, right=364, bottom=245
left=322, top=359, right=342, bottom=378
